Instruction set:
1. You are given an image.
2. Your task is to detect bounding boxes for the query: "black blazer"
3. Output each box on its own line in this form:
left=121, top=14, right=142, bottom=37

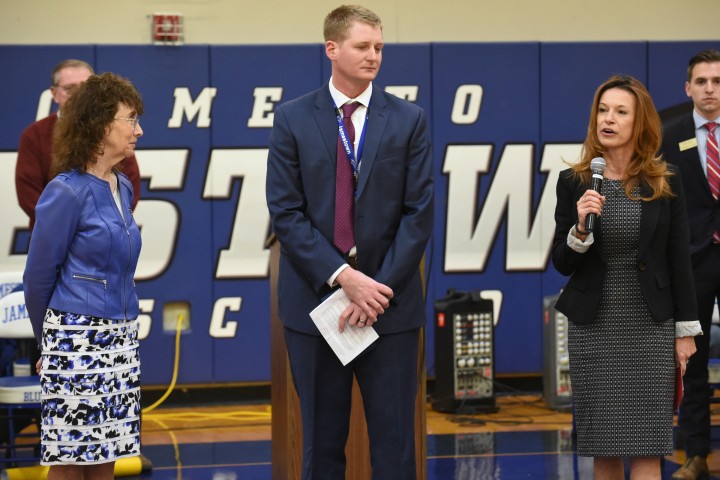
left=551, top=168, right=697, bottom=325
left=661, top=114, right=720, bottom=257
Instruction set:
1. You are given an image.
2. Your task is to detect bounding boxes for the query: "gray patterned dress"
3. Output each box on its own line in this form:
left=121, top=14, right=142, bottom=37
left=568, top=180, right=675, bottom=457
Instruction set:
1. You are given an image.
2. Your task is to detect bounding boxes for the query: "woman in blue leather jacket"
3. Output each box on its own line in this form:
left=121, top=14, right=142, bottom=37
left=23, top=72, right=143, bottom=480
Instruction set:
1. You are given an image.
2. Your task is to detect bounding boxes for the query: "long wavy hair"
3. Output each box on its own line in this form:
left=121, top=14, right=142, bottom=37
left=572, top=75, right=672, bottom=201
left=51, top=72, right=143, bottom=177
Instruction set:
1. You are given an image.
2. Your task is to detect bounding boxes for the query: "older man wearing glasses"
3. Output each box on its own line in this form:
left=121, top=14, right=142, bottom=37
left=15, top=59, right=141, bottom=230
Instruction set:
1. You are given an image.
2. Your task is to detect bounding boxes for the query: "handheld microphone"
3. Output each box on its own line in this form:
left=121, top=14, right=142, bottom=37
left=585, top=157, right=606, bottom=232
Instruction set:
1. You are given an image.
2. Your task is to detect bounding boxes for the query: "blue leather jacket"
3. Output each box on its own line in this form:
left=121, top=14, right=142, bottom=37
left=23, top=170, right=142, bottom=346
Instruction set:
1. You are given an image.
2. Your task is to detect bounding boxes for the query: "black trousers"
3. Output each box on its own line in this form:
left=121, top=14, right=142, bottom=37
left=679, top=243, right=720, bottom=458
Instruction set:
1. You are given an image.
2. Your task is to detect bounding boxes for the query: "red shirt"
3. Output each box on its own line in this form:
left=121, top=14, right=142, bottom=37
left=15, top=113, right=141, bottom=228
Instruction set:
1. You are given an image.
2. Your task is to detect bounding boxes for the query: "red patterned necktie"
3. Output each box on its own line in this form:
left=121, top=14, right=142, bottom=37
left=334, top=102, right=361, bottom=253
left=705, top=122, right=720, bottom=243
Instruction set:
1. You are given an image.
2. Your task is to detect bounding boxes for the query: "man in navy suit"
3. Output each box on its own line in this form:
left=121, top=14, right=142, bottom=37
left=266, top=5, right=433, bottom=479
left=662, top=49, right=720, bottom=480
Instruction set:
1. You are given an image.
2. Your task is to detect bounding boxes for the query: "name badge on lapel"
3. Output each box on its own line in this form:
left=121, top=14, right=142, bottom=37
left=679, top=138, right=698, bottom=152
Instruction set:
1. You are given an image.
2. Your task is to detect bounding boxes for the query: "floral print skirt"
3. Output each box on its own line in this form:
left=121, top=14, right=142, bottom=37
left=39, top=308, right=141, bottom=465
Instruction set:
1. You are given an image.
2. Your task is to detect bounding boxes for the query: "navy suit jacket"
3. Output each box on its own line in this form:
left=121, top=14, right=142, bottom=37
left=661, top=115, right=720, bottom=257
left=266, top=83, right=434, bottom=335
left=552, top=168, right=697, bottom=325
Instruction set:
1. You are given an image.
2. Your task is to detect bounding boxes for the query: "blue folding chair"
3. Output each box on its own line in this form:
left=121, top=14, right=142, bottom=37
left=0, top=290, right=41, bottom=466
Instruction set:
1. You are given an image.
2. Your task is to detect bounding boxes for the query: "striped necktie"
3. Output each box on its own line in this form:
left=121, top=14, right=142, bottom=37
left=705, top=122, right=720, bottom=243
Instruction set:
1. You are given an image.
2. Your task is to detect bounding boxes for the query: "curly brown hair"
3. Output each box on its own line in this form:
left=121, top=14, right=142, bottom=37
left=52, top=72, right=143, bottom=177
left=572, top=75, right=672, bottom=201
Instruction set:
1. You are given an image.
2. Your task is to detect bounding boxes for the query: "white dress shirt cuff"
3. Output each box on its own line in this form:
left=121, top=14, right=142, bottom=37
left=567, top=226, right=594, bottom=253
left=676, top=320, right=703, bottom=338
left=328, top=264, right=350, bottom=288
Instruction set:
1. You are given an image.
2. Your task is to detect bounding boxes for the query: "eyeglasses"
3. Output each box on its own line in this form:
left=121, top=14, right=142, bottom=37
left=115, top=117, right=140, bottom=129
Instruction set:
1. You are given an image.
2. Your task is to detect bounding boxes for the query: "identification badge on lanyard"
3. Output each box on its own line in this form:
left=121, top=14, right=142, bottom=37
left=334, top=102, right=368, bottom=187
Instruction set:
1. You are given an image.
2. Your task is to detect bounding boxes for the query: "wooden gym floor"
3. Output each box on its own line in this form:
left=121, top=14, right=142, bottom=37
left=4, top=393, right=720, bottom=479
left=133, top=394, right=720, bottom=479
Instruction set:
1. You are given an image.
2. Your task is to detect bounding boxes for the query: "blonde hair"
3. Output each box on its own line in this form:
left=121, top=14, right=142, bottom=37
left=323, top=5, right=382, bottom=42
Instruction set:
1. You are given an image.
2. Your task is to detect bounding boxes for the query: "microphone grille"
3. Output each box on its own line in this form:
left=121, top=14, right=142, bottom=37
left=590, top=157, right=606, bottom=173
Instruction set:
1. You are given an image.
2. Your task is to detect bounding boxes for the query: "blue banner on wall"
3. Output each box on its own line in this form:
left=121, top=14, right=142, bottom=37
left=1, top=41, right=718, bottom=385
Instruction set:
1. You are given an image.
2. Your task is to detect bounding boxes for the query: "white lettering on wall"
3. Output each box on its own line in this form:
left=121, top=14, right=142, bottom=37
left=451, top=85, right=483, bottom=125
left=134, top=149, right=188, bottom=280
left=248, top=87, right=283, bottom=128
left=137, top=299, right=154, bottom=340
left=480, top=290, right=503, bottom=326
left=443, top=143, right=581, bottom=272
left=209, top=297, right=241, bottom=338
left=385, top=86, right=419, bottom=102
left=168, top=87, right=217, bottom=128
left=0, top=143, right=581, bottom=282
left=35, top=89, right=54, bottom=121
left=203, top=149, right=270, bottom=278
left=0, top=153, right=30, bottom=272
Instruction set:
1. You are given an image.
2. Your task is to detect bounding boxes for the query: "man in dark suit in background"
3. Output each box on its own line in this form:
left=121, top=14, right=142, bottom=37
left=16, top=59, right=141, bottom=230
left=266, top=5, right=433, bottom=479
left=662, top=49, right=720, bottom=480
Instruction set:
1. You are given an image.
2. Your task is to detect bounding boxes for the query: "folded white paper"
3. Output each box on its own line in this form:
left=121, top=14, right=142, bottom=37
left=309, top=288, right=379, bottom=366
